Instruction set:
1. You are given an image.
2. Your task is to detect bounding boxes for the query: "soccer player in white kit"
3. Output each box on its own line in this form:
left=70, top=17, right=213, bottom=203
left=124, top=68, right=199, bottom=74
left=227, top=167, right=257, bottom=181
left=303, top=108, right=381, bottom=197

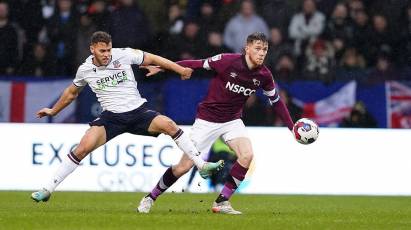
left=137, top=32, right=294, bottom=214
left=31, top=31, right=223, bottom=203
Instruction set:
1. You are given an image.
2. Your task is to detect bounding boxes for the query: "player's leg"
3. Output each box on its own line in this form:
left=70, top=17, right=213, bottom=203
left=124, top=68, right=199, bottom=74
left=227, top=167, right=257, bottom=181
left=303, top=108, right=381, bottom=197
left=211, top=137, right=253, bottom=215
left=137, top=154, right=194, bottom=213
left=148, top=115, right=223, bottom=173
left=138, top=118, right=220, bottom=213
left=212, top=120, right=252, bottom=215
left=31, top=126, right=107, bottom=202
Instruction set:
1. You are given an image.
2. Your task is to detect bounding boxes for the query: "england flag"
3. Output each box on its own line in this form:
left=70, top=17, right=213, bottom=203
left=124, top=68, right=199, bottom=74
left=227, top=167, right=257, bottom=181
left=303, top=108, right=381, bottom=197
left=0, top=80, right=76, bottom=123
left=386, top=81, right=411, bottom=128
left=301, top=81, right=357, bottom=126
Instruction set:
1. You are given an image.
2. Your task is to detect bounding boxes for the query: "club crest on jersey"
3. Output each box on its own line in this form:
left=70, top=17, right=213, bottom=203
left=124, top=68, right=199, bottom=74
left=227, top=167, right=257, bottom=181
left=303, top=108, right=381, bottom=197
left=230, top=72, right=237, bottom=78
left=253, top=78, right=260, bottom=86
left=113, top=60, right=121, bottom=68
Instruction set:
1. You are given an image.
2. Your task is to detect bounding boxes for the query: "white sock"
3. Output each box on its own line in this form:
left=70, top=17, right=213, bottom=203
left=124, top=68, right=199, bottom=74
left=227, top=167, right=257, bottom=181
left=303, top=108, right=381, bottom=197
left=172, top=129, right=206, bottom=169
left=44, top=152, right=80, bottom=192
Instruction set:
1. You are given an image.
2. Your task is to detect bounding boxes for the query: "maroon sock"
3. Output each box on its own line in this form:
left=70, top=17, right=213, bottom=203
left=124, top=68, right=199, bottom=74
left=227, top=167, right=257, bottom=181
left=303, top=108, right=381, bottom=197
left=216, top=161, right=248, bottom=202
left=148, top=167, right=178, bottom=200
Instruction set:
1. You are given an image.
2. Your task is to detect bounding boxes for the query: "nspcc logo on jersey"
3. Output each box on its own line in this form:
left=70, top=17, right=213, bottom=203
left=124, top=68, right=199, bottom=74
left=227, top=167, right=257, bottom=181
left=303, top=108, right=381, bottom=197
left=96, top=70, right=128, bottom=90
left=225, top=81, right=256, bottom=96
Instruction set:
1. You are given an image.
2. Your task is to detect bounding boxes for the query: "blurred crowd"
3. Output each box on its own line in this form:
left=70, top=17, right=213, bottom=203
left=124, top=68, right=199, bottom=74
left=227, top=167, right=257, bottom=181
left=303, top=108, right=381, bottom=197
left=1, top=0, right=409, bottom=128
left=1, top=0, right=411, bottom=83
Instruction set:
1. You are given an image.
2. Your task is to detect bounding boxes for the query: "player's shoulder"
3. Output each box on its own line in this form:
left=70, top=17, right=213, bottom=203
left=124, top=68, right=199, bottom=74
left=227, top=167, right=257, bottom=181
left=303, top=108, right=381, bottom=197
left=111, top=47, right=132, bottom=58
left=259, top=65, right=274, bottom=78
left=112, top=47, right=143, bottom=62
left=76, top=56, right=94, bottom=74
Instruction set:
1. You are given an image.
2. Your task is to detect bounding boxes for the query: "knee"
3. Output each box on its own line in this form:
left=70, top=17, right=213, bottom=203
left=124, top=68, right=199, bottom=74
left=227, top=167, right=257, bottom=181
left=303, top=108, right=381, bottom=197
left=238, top=151, right=254, bottom=167
left=161, top=118, right=179, bottom=136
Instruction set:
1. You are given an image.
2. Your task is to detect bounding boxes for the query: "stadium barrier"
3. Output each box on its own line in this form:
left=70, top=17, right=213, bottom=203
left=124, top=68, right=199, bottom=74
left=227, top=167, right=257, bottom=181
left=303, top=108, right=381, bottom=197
left=1, top=123, right=411, bottom=195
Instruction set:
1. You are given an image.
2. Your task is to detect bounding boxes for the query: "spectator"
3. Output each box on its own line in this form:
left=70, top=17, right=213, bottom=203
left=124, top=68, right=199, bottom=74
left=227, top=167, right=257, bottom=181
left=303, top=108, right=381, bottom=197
left=197, top=1, right=223, bottom=38
left=314, top=0, right=340, bottom=17
left=273, top=53, right=299, bottom=82
left=151, top=3, right=184, bottom=56
left=0, top=1, right=18, bottom=75
left=260, top=0, right=293, bottom=33
left=14, top=0, right=44, bottom=59
left=367, top=14, right=396, bottom=66
left=323, top=3, right=354, bottom=63
left=109, top=0, right=151, bottom=49
left=352, top=9, right=372, bottom=66
left=366, top=54, right=399, bottom=84
left=340, top=101, right=377, bottom=128
left=87, top=0, right=110, bottom=31
left=201, top=30, right=231, bottom=58
left=223, top=0, right=269, bottom=53
left=288, top=0, right=325, bottom=56
left=19, top=42, right=56, bottom=77
left=303, top=38, right=336, bottom=83
left=347, top=0, right=365, bottom=21
left=398, top=2, right=411, bottom=67
left=75, top=13, right=96, bottom=67
left=336, top=47, right=367, bottom=81
left=265, top=27, right=294, bottom=74
left=167, top=3, right=184, bottom=36
left=46, top=0, right=78, bottom=76
left=167, top=20, right=203, bottom=61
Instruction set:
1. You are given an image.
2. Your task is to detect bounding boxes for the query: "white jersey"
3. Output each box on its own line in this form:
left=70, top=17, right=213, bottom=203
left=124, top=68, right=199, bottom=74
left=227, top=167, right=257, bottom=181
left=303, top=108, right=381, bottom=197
left=73, top=48, right=146, bottom=113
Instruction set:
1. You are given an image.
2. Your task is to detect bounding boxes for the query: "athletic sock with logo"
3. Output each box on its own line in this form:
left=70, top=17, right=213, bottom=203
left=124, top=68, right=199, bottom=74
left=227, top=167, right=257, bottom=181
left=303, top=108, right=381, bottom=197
left=44, top=152, right=80, bottom=192
left=216, top=161, right=248, bottom=203
left=172, top=129, right=205, bottom=169
left=147, top=167, right=178, bottom=200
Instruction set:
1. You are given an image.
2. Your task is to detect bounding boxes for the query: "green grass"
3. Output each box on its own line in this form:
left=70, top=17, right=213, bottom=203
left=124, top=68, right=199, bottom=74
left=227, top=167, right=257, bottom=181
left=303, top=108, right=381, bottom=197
left=1, top=191, right=411, bottom=229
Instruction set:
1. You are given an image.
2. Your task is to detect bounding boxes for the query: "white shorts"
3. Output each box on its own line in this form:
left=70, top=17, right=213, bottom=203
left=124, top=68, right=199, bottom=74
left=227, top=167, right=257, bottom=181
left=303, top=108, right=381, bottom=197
left=190, top=118, right=248, bottom=159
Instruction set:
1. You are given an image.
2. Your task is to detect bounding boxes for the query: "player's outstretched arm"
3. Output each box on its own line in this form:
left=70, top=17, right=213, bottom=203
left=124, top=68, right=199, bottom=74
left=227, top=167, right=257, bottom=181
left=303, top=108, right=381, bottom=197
left=271, top=99, right=294, bottom=131
left=36, top=84, right=81, bottom=118
left=140, top=51, right=193, bottom=80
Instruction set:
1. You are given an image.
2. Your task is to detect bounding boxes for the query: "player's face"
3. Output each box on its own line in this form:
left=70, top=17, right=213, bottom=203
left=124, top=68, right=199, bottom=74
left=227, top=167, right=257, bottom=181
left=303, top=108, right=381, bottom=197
left=245, top=40, right=268, bottom=67
left=90, top=42, right=112, bottom=66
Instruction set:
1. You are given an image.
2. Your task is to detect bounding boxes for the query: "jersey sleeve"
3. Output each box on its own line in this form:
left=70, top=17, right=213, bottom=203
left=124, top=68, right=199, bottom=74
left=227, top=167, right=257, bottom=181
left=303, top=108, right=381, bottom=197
left=124, top=48, right=144, bottom=65
left=73, top=66, right=87, bottom=88
left=203, top=53, right=233, bottom=73
left=262, top=70, right=280, bottom=105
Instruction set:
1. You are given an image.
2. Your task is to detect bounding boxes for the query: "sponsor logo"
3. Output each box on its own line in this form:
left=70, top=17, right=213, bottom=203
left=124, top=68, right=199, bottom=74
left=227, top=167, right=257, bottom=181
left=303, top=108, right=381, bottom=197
left=96, top=70, right=128, bottom=90
left=225, top=81, right=256, bottom=96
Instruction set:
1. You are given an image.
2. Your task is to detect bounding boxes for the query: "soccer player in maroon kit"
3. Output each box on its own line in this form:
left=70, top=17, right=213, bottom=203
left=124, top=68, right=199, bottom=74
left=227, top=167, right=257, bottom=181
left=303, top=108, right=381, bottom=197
left=137, top=32, right=294, bottom=214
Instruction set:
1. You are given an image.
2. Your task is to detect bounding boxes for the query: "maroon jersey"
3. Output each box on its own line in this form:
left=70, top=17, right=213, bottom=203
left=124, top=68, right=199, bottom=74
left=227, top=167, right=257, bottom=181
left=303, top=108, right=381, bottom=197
left=197, top=53, right=279, bottom=123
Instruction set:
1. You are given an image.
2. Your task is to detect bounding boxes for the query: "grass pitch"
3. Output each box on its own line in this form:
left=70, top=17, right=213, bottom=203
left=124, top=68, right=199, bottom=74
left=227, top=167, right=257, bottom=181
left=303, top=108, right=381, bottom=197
left=1, top=191, right=411, bottom=229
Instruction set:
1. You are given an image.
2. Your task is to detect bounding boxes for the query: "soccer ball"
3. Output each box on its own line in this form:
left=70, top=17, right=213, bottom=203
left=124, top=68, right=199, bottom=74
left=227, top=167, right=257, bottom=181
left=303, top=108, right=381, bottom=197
left=293, top=118, right=319, bottom=145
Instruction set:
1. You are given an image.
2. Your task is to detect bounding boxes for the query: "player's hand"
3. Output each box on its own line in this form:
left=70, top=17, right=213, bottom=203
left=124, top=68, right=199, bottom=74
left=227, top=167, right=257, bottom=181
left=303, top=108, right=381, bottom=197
left=140, top=65, right=163, bottom=77
left=180, top=67, right=193, bottom=80
left=36, top=108, right=55, bottom=118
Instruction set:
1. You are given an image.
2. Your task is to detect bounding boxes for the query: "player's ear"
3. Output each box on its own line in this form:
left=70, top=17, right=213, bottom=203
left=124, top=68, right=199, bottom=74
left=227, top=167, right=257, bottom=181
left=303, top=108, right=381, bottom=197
left=90, top=45, right=94, bottom=54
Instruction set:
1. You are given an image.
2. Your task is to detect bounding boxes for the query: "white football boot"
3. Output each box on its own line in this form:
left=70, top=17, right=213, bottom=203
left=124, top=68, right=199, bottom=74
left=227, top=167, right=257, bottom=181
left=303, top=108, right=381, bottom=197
left=137, top=196, right=154, bottom=213
left=211, top=201, right=242, bottom=215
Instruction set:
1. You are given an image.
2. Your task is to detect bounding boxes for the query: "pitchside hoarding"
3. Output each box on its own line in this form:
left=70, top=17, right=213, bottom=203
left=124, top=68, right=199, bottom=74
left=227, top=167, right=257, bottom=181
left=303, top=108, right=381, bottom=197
left=0, top=123, right=410, bottom=195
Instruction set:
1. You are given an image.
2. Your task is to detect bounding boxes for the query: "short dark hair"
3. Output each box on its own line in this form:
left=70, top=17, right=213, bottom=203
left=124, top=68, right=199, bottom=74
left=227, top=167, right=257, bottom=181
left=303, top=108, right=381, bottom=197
left=246, top=32, right=268, bottom=44
left=90, top=31, right=112, bottom=45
